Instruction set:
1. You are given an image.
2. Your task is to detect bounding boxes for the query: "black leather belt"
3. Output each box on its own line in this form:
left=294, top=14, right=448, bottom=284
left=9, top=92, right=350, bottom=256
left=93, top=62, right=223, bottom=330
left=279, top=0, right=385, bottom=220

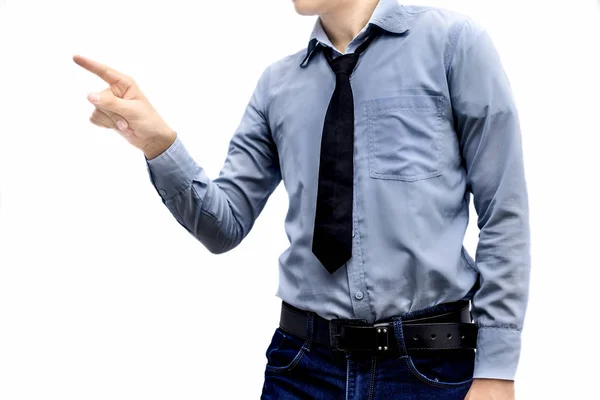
left=279, top=300, right=478, bottom=353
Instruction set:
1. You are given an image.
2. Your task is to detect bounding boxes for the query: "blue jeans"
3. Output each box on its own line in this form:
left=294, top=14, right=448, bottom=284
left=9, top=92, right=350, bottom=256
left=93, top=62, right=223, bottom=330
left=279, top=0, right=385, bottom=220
left=261, top=301, right=475, bottom=399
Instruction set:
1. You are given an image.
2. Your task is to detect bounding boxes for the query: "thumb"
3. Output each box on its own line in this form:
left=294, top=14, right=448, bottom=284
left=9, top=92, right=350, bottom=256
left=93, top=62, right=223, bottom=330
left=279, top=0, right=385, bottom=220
left=88, top=88, right=132, bottom=116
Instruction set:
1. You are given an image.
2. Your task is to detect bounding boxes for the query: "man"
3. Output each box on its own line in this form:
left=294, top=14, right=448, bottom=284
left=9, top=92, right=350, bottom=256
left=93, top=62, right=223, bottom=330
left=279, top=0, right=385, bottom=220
left=74, top=0, right=530, bottom=398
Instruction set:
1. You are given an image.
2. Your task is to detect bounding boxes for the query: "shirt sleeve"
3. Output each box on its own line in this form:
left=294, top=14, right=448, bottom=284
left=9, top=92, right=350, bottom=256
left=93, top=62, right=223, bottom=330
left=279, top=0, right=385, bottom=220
left=145, top=65, right=281, bottom=254
left=447, top=18, right=531, bottom=380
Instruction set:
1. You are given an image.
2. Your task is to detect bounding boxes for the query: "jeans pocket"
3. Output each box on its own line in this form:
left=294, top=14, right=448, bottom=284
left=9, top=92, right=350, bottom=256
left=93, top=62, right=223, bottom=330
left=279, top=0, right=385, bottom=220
left=404, top=349, right=475, bottom=388
left=366, top=94, right=444, bottom=182
left=265, top=328, right=308, bottom=374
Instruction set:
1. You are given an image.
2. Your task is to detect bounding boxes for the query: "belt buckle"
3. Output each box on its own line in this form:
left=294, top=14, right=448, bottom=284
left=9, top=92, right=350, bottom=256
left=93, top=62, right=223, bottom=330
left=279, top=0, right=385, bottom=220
left=329, top=318, right=368, bottom=352
left=373, top=322, right=391, bottom=352
left=329, top=320, right=393, bottom=352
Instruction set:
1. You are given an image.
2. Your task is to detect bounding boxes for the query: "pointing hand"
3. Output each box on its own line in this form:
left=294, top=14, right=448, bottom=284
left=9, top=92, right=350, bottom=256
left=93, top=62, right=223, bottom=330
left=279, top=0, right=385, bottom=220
left=73, top=54, right=176, bottom=159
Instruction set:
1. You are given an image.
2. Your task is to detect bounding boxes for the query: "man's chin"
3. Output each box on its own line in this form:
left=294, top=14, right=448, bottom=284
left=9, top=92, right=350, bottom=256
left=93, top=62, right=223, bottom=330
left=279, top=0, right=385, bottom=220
left=293, top=6, right=319, bottom=16
left=291, top=0, right=324, bottom=16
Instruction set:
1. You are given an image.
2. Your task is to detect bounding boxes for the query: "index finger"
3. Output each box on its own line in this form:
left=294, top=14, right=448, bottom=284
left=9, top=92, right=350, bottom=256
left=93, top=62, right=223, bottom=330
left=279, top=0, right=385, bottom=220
left=73, top=54, right=128, bottom=86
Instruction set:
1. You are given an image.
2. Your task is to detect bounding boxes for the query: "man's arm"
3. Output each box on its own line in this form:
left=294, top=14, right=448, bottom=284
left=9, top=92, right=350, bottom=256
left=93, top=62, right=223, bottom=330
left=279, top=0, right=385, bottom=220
left=146, top=66, right=282, bottom=254
left=447, top=18, right=531, bottom=381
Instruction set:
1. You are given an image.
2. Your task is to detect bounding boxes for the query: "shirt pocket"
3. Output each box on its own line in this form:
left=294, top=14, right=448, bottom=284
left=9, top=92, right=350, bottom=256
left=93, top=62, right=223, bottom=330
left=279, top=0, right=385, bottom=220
left=366, top=94, right=444, bottom=182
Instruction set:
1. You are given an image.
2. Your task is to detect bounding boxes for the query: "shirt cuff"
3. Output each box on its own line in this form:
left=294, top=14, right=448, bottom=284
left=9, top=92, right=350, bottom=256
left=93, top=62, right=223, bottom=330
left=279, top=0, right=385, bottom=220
left=145, top=136, right=202, bottom=201
left=473, top=327, right=522, bottom=380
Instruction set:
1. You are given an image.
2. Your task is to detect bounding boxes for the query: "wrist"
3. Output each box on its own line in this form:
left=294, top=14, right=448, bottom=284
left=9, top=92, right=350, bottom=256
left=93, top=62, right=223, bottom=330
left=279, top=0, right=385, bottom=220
left=143, top=130, right=177, bottom=160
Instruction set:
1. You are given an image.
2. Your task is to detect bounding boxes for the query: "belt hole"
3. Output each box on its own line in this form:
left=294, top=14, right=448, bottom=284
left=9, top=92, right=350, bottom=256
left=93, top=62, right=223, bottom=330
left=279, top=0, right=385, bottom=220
left=430, top=333, right=436, bottom=340
left=412, top=335, right=419, bottom=341
left=447, top=333, right=452, bottom=339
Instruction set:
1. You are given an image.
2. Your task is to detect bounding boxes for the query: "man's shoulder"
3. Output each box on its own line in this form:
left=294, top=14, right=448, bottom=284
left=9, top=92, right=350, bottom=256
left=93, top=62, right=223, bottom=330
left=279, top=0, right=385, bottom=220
left=266, top=48, right=307, bottom=75
left=402, top=4, right=472, bottom=25
left=402, top=4, right=486, bottom=40
left=256, top=47, right=309, bottom=90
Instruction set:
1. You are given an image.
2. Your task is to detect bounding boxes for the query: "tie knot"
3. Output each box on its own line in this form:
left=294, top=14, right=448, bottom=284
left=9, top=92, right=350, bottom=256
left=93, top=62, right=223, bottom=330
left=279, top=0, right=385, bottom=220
left=328, top=53, right=360, bottom=75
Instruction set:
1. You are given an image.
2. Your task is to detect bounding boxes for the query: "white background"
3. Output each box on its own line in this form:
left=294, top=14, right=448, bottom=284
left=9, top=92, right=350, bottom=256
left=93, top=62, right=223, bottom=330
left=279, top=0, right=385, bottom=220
left=0, top=0, right=599, bottom=398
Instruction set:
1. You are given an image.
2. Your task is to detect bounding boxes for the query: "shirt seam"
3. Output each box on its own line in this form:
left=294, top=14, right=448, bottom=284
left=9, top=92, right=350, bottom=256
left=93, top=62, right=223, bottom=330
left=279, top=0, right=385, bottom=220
left=259, top=64, right=272, bottom=123
left=404, top=7, right=436, bottom=15
left=447, top=19, right=488, bottom=75
left=445, top=19, right=468, bottom=75
left=191, top=184, right=220, bottom=222
left=163, top=171, right=196, bottom=202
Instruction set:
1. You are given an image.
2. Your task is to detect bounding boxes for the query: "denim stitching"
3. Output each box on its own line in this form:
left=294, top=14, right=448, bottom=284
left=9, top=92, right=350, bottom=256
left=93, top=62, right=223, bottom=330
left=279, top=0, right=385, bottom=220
left=265, top=329, right=286, bottom=361
left=392, top=318, right=409, bottom=357
left=345, top=357, right=350, bottom=400
left=368, top=356, right=377, bottom=400
left=398, top=303, right=475, bottom=388
left=265, top=318, right=312, bottom=374
left=404, top=356, right=473, bottom=389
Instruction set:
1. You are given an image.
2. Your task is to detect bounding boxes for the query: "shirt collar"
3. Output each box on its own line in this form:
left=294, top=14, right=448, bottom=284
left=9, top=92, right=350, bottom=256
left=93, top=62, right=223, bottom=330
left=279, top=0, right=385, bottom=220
left=300, top=0, right=409, bottom=67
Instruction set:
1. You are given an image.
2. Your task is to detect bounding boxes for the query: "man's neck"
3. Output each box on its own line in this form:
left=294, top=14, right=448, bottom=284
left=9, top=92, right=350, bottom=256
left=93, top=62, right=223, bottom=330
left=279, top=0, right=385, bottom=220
left=319, top=0, right=380, bottom=53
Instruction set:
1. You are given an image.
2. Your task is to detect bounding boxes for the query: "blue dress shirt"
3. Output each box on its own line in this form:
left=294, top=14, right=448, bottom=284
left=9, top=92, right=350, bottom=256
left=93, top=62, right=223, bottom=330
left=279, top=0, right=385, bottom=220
left=146, top=0, right=531, bottom=381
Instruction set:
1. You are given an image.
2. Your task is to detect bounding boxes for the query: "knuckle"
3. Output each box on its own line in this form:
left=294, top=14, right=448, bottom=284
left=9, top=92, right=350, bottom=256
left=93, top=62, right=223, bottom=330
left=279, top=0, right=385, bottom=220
left=122, top=74, right=134, bottom=85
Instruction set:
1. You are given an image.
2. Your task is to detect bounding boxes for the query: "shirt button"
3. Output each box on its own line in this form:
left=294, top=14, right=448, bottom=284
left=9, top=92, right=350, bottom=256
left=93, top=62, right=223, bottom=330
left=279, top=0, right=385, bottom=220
left=158, top=189, right=167, bottom=197
left=354, top=291, right=364, bottom=300
left=352, top=230, right=355, bottom=238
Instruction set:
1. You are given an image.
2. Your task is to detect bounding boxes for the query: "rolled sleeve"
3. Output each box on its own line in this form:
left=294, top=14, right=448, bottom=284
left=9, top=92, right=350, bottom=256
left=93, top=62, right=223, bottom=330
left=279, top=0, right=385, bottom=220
left=448, top=18, right=531, bottom=380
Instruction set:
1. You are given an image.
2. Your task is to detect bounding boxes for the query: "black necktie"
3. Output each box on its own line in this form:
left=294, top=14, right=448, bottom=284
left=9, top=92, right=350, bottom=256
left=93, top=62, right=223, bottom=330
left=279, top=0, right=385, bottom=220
left=312, top=28, right=381, bottom=274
